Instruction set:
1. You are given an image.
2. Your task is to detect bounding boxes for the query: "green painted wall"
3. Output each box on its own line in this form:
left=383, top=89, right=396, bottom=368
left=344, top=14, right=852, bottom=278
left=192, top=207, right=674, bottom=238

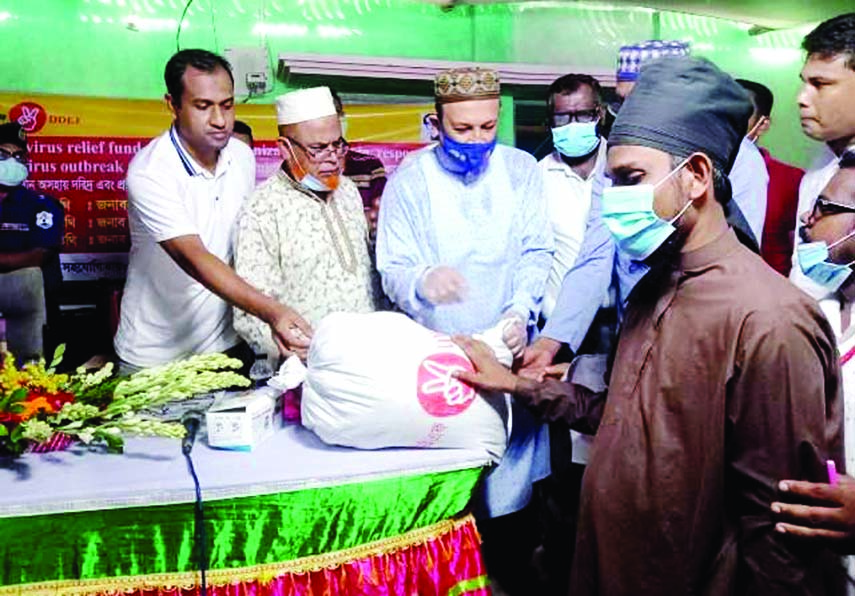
left=0, top=0, right=824, bottom=166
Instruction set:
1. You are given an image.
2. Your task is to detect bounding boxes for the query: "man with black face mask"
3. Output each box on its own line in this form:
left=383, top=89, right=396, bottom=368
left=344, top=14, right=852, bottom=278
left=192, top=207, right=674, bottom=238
left=0, top=122, right=64, bottom=359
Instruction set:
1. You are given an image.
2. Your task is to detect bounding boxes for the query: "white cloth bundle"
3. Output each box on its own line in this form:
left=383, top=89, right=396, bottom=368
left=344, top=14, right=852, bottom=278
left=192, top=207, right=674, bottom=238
left=272, top=311, right=512, bottom=462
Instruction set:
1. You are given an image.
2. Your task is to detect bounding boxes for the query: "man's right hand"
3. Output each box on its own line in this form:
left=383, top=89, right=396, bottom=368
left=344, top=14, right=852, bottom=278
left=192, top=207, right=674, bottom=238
left=418, top=266, right=468, bottom=305
left=268, top=305, right=313, bottom=360
left=518, top=337, right=561, bottom=381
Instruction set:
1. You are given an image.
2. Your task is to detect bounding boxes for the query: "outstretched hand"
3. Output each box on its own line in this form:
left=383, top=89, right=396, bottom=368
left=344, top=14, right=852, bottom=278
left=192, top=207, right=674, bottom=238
left=452, top=335, right=518, bottom=394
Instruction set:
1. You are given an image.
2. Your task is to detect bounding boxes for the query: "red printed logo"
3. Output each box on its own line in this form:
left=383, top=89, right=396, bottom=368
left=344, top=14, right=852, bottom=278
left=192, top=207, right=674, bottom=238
left=416, top=352, right=476, bottom=417
left=9, top=102, right=47, bottom=133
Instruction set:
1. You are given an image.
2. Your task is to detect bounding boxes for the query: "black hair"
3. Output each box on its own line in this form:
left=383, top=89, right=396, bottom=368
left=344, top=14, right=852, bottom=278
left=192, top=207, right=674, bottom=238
left=802, top=13, right=855, bottom=71
left=233, top=120, right=253, bottom=139
left=329, top=88, right=344, bottom=116
left=735, top=79, right=774, bottom=118
left=670, top=154, right=730, bottom=206
left=546, top=74, right=604, bottom=113
left=164, top=49, right=234, bottom=106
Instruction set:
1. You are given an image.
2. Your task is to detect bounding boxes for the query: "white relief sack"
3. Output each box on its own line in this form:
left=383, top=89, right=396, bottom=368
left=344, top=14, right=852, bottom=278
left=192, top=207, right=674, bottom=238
left=281, top=311, right=511, bottom=462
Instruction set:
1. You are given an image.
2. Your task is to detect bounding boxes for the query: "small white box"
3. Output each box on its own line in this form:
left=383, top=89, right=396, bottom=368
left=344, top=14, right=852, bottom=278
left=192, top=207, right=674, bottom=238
left=205, top=387, right=278, bottom=450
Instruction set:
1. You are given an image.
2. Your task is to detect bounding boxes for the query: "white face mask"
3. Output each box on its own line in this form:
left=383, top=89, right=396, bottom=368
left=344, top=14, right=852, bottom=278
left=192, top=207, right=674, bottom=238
left=0, top=157, right=27, bottom=187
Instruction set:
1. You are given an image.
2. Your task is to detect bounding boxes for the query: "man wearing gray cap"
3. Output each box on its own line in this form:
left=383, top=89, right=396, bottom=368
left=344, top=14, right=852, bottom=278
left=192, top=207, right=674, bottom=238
left=454, top=56, right=844, bottom=594
left=523, top=39, right=767, bottom=383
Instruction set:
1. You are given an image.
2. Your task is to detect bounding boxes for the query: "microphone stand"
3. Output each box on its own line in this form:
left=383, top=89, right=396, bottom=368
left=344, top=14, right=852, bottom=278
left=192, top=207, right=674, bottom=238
left=182, top=413, right=207, bottom=596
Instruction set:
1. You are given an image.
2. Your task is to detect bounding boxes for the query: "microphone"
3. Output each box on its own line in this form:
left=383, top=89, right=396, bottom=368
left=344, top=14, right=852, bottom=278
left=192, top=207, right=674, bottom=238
left=181, top=411, right=202, bottom=455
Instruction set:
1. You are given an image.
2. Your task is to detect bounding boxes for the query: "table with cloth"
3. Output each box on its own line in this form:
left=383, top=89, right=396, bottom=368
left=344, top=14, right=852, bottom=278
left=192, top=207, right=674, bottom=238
left=0, top=423, right=491, bottom=596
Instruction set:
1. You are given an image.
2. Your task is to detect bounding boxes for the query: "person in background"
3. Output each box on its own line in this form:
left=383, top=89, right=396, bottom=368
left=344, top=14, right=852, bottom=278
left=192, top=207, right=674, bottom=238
left=233, top=87, right=381, bottom=362
left=329, top=89, right=387, bottom=240
left=0, top=122, right=64, bottom=360
left=536, top=73, right=613, bottom=595
left=538, top=74, right=607, bottom=323
left=454, top=56, right=845, bottom=595
left=522, top=39, right=763, bottom=382
left=736, top=79, right=805, bottom=276
left=376, top=67, right=553, bottom=595
left=115, top=49, right=311, bottom=373
left=789, top=12, right=855, bottom=300
left=772, top=155, right=855, bottom=561
left=232, top=120, right=254, bottom=148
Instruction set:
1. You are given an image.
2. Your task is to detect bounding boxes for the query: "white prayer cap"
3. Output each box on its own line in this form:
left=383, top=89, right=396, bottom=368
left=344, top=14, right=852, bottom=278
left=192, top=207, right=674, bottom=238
left=275, top=87, right=337, bottom=125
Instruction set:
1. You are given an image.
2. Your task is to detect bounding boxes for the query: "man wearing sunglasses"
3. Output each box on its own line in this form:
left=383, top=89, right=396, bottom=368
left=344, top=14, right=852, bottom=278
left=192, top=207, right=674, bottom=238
left=0, top=122, right=63, bottom=359
left=790, top=13, right=855, bottom=300
left=233, top=86, right=382, bottom=362
left=770, top=157, right=855, bottom=562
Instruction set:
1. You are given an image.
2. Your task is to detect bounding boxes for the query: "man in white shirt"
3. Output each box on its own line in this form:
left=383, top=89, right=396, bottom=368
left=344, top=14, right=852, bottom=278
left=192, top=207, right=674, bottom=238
left=538, top=74, right=608, bottom=321
left=115, top=49, right=312, bottom=371
left=789, top=13, right=855, bottom=299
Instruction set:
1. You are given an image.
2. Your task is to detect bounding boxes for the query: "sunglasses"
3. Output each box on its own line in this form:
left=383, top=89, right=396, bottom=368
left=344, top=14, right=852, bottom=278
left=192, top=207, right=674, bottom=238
left=810, top=195, right=855, bottom=220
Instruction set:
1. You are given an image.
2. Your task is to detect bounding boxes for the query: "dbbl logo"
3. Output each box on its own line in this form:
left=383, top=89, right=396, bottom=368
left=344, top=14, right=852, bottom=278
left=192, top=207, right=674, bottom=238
left=9, top=102, right=47, bottom=133
left=416, top=352, right=477, bottom=417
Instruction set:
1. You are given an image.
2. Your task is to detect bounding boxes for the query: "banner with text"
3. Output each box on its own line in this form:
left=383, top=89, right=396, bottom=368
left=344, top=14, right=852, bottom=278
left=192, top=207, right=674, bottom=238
left=0, top=93, right=430, bottom=281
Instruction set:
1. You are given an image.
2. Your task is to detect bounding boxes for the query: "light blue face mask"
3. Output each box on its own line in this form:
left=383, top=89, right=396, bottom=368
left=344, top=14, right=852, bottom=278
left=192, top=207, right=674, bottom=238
left=797, top=229, right=855, bottom=293
left=0, top=157, right=28, bottom=187
left=300, top=173, right=333, bottom=192
left=551, top=121, right=600, bottom=158
left=601, top=157, right=692, bottom=261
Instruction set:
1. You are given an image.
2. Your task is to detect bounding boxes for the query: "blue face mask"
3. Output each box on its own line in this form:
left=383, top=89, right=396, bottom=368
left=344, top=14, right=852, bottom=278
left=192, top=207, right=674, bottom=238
left=551, top=121, right=600, bottom=158
left=797, top=230, right=855, bottom=293
left=0, top=157, right=27, bottom=187
left=435, top=132, right=496, bottom=184
left=601, top=157, right=693, bottom=261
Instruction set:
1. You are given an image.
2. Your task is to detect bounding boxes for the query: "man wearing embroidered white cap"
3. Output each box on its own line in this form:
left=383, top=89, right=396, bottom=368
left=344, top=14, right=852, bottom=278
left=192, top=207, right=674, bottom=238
left=233, top=86, right=382, bottom=361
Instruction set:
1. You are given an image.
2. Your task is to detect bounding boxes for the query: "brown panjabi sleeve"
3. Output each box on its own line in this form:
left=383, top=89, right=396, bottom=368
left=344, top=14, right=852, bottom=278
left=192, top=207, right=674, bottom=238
left=726, top=302, right=845, bottom=594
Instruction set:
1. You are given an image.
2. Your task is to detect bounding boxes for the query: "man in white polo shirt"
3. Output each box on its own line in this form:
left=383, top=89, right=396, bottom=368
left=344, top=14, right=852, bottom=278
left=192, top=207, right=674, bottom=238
left=115, top=49, right=312, bottom=372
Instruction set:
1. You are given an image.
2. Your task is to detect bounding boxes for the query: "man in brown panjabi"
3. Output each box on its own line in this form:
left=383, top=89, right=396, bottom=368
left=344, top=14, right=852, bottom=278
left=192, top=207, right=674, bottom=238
left=454, top=56, right=845, bottom=595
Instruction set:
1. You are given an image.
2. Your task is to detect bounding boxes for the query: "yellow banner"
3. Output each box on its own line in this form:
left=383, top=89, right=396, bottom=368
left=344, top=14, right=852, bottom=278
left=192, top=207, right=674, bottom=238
left=0, top=92, right=429, bottom=143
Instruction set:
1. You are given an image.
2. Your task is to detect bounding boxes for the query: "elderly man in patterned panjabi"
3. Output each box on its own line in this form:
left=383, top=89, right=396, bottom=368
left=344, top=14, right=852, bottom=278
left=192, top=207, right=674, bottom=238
left=233, top=86, right=382, bottom=361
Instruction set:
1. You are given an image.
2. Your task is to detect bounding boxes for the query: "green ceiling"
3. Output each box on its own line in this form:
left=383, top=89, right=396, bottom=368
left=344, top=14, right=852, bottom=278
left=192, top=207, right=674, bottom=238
left=433, top=0, right=853, bottom=29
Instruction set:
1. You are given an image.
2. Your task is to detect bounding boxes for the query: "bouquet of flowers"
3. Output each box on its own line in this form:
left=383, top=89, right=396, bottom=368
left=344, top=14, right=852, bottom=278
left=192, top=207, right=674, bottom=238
left=0, top=346, right=250, bottom=456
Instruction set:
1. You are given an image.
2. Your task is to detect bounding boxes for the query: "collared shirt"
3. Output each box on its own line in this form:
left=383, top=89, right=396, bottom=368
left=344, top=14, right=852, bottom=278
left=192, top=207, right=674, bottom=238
left=114, top=126, right=256, bottom=367
left=729, top=136, right=769, bottom=246
left=543, top=144, right=762, bottom=352
left=233, top=169, right=382, bottom=359
left=789, top=145, right=847, bottom=300
left=571, top=229, right=844, bottom=595
left=538, top=142, right=607, bottom=320
left=758, top=147, right=804, bottom=277
left=0, top=185, right=64, bottom=291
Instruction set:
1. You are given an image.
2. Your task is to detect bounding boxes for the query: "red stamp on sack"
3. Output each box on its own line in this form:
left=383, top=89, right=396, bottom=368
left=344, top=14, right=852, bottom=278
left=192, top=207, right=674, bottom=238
left=416, top=351, right=476, bottom=417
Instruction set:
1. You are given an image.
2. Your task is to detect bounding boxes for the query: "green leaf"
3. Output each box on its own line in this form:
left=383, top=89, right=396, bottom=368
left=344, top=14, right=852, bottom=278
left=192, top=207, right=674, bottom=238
left=95, top=429, right=124, bottom=453
left=48, top=344, right=66, bottom=373
left=0, top=425, right=8, bottom=437
left=0, top=387, right=28, bottom=411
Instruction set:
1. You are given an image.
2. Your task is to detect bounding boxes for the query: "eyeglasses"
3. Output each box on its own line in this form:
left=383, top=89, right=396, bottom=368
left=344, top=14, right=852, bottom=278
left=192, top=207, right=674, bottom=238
left=810, top=195, right=855, bottom=220
left=0, top=147, right=27, bottom=164
left=287, top=136, right=348, bottom=160
left=551, top=109, right=600, bottom=127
